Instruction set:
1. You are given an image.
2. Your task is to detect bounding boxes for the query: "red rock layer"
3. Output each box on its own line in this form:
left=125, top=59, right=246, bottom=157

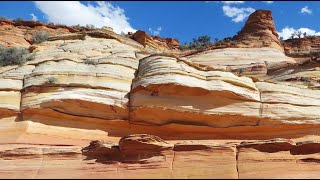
left=0, top=135, right=313, bottom=178
left=283, top=37, right=320, bottom=58
left=131, top=30, right=180, bottom=50
left=0, top=20, right=75, bottom=47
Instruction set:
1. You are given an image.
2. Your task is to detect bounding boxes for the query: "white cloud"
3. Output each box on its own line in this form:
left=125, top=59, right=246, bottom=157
left=149, top=27, right=162, bottom=36
left=301, top=6, right=312, bottom=14
left=30, top=13, right=38, bottom=21
left=34, top=1, right=136, bottom=34
left=221, top=1, right=245, bottom=4
left=222, top=5, right=255, bottom=23
left=278, top=27, right=320, bottom=40
left=263, top=1, right=273, bottom=4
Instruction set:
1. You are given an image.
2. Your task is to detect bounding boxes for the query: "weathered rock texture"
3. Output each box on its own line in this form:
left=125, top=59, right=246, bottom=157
left=0, top=9, right=320, bottom=179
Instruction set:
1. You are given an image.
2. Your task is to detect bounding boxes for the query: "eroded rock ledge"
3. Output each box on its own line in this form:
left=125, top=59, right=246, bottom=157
left=78, top=134, right=320, bottom=179
left=1, top=135, right=318, bottom=178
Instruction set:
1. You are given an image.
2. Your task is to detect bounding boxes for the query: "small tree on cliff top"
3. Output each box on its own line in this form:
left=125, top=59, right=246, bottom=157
left=179, top=35, right=213, bottom=50
left=192, top=35, right=211, bottom=46
left=294, top=31, right=303, bottom=38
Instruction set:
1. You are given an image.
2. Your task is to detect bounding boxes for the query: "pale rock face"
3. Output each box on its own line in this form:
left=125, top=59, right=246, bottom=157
left=130, top=55, right=320, bottom=131
left=0, top=65, right=35, bottom=80
left=0, top=91, right=21, bottom=112
left=22, top=87, right=129, bottom=120
left=0, top=79, right=22, bottom=90
left=185, top=48, right=296, bottom=77
left=130, top=55, right=262, bottom=128
left=18, top=37, right=141, bottom=122
left=264, top=61, right=320, bottom=89
left=0, top=36, right=319, bottom=138
left=257, top=82, right=320, bottom=125
left=26, top=37, right=140, bottom=65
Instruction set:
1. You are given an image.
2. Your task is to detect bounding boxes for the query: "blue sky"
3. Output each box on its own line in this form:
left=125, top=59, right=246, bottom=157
left=0, top=1, right=320, bottom=43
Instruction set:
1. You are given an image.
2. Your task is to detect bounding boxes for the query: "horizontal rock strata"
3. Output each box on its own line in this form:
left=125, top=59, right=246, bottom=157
left=184, top=47, right=296, bottom=77
left=130, top=55, right=320, bottom=133
left=2, top=135, right=315, bottom=178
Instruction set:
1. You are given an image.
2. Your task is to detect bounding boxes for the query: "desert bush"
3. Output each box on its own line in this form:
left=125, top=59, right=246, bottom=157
left=13, top=17, right=24, bottom=25
left=239, top=68, right=245, bottom=74
left=32, top=31, right=49, bottom=44
left=192, top=35, right=212, bottom=50
left=85, top=24, right=96, bottom=30
left=213, top=37, right=235, bottom=47
left=84, top=59, right=99, bottom=65
left=300, top=77, right=310, bottom=82
left=230, top=40, right=237, bottom=46
left=47, top=77, right=58, bottom=84
left=0, top=45, right=34, bottom=66
left=0, top=16, right=9, bottom=21
left=179, top=35, right=213, bottom=50
left=304, top=81, right=314, bottom=87
left=179, top=42, right=191, bottom=50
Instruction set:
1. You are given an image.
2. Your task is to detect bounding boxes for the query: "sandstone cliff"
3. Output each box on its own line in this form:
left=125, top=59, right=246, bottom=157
left=0, top=10, right=319, bottom=179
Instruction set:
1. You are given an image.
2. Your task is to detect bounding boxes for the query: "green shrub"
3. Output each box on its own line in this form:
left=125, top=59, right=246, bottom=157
left=179, top=42, right=191, bottom=50
left=230, top=40, right=237, bottom=46
left=13, top=17, right=24, bottom=25
left=32, top=31, right=49, bottom=44
left=179, top=35, right=213, bottom=50
left=47, top=77, right=58, bottom=84
left=304, top=81, right=314, bottom=87
left=0, top=16, right=9, bottom=21
left=300, top=77, right=310, bottom=82
left=0, top=45, right=34, bottom=66
left=213, top=37, right=235, bottom=47
left=239, top=68, right=245, bottom=74
left=84, top=59, right=99, bottom=65
left=85, top=24, right=96, bottom=29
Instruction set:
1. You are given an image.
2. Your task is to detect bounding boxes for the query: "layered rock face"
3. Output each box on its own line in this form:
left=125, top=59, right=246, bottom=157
left=0, top=20, right=76, bottom=48
left=184, top=47, right=296, bottom=77
left=130, top=55, right=261, bottom=128
left=0, top=10, right=320, bottom=179
left=2, top=135, right=318, bottom=178
left=283, top=37, right=320, bottom=58
left=265, top=37, right=320, bottom=89
left=129, top=55, right=320, bottom=139
left=183, top=10, right=296, bottom=78
left=0, top=32, right=145, bottom=142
